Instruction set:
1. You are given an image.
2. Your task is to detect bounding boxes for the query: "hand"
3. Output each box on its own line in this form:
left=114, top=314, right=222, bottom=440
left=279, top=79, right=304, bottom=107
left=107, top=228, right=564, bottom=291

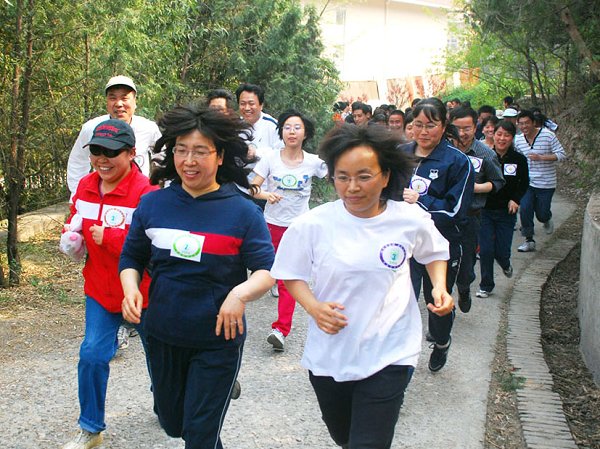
left=307, top=302, right=348, bottom=335
left=507, top=200, right=519, bottom=214
left=89, top=225, right=105, bottom=245
left=427, top=287, right=454, bottom=317
left=403, top=188, right=419, bottom=204
left=122, top=290, right=143, bottom=324
left=266, top=192, right=283, bottom=204
left=528, top=153, right=542, bottom=161
left=215, top=292, right=246, bottom=340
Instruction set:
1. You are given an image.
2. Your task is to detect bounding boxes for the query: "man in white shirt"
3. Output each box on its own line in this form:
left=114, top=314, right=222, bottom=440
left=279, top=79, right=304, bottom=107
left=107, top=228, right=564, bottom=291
left=67, top=76, right=161, bottom=198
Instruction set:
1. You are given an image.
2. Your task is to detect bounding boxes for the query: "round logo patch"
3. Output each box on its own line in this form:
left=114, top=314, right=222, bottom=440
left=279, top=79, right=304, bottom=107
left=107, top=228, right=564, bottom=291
left=504, top=164, right=517, bottom=175
left=410, top=178, right=429, bottom=194
left=134, top=154, right=145, bottom=167
left=281, top=174, right=298, bottom=188
left=379, top=243, right=407, bottom=269
left=172, top=235, right=202, bottom=258
left=103, top=208, right=126, bottom=228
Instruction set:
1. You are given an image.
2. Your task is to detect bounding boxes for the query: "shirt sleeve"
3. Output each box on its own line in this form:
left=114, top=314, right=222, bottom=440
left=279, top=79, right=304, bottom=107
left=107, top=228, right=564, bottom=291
left=253, top=152, right=271, bottom=180
left=412, top=211, right=450, bottom=265
left=67, top=124, right=94, bottom=198
left=119, top=198, right=152, bottom=278
left=270, top=219, right=314, bottom=282
left=315, top=157, right=328, bottom=179
left=550, top=133, right=567, bottom=161
left=240, top=206, right=276, bottom=272
left=483, top=151, right=505, bottom=193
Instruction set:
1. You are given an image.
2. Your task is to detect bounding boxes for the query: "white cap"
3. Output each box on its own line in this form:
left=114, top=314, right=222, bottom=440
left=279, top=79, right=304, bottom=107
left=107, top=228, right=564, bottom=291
left=502, top=108, right=518, bottom=118
left=105, top=75, right=137, bottom=94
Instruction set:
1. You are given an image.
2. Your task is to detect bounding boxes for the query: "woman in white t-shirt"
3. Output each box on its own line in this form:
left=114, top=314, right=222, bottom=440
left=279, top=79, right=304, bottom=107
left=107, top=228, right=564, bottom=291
left=270, top=124, right=454, bottom=449
left=251, top=110, right=328, bottom=352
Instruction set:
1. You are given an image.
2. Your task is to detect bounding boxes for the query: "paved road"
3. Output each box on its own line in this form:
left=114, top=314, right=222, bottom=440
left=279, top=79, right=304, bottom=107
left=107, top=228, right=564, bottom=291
left=0, top=193, right=575, bottom=448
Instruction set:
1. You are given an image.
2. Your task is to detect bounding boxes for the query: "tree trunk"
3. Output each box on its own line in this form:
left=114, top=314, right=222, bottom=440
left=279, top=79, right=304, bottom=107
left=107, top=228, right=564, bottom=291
left=559, top=6, right=600, bottom=80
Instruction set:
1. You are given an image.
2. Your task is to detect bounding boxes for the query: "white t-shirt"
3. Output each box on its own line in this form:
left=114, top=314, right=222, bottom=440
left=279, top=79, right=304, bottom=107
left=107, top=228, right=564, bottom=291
left=270, top=199, right=449, bottom=381
left=67, top=114, right=161, bottom=196
left=253, top=150, right=328, bottom=227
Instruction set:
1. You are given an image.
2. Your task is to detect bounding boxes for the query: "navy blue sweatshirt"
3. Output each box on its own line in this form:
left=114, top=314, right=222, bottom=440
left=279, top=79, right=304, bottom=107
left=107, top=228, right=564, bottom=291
left=119, top=182, right=275, bottom=348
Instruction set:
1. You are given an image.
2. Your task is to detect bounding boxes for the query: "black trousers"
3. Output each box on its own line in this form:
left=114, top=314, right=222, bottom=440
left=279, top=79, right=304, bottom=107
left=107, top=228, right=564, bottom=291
left=146, top=336, right=242, bottom=449
left=309, top=365, right=414, bottom=449
left=410, top=240, right=461, bottom=346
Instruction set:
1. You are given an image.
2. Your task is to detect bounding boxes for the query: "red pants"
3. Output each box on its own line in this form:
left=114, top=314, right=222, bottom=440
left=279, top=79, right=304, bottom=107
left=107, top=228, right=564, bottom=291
left=268, top=223, right=296, bottom=337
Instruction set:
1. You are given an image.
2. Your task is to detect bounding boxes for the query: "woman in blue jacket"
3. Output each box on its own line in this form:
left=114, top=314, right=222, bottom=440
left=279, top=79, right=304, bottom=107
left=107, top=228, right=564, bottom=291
left=119, top=105, right=275, bottom=449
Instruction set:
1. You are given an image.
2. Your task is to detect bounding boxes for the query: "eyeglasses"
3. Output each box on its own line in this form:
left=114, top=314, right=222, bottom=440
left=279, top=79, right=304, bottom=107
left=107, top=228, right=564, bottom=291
left=282, top=124, right=303, bottom=132
left=332, top=171, right=382, bottom=184
left=412, top=122, right=440, bottom=131
left=89, top=145, right=129, bottom=158
left=172, top=148, right=217, bottom=160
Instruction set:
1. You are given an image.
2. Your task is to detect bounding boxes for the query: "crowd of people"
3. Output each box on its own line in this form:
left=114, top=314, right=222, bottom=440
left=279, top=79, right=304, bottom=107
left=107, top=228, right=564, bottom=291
left=59, top=75, right=566, bottom=449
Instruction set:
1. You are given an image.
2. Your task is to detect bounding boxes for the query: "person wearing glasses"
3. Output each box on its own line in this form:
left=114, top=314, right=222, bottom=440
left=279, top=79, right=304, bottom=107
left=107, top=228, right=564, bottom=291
left=119, top=105, right=275, bottom=449
left=270, top=124, right=453, bottom=449
left=249, top=110, right=328, bottom=352
left=401, top=98, right=474, bottom=373
left=62, top=119, right=158, bottom=449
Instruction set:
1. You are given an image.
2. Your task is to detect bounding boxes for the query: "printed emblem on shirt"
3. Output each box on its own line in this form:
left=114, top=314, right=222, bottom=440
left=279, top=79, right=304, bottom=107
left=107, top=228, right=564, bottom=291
left=469, top=156, right=483, bottom=173
left=410, top=175, right=431, bottom=195
left=379, top=243, right=407, bottom=270
left=503, top=163, right=517, bottom=176
left=133, top=154, right=145, bottom=168
left=273, top=174, right=310, bottom=197
left=429, top=169, right=439, bottom=180
left=102, top=207, right=127, bottom=228
left=170, top=233, right=205, bottom=262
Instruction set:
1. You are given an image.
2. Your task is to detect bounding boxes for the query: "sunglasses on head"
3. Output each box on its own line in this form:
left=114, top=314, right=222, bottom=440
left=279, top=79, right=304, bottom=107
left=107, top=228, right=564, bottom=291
left=89, top=145, right=130, bottom=158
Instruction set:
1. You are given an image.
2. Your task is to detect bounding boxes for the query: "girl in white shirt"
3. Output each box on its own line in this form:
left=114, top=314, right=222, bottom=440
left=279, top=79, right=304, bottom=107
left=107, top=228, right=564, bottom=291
left=270, top=124, right=454, bottom=449
left=251, top=110, right=328, bottom=351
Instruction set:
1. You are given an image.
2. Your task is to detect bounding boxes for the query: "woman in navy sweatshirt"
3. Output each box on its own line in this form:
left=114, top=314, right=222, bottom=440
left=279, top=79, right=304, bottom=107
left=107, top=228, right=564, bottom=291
left=119, top=105, right=275, bottom=449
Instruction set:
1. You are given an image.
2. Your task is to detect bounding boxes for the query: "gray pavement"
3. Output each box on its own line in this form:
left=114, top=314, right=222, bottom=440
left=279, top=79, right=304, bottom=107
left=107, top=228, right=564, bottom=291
left=0, top=193, right=576, bottom=449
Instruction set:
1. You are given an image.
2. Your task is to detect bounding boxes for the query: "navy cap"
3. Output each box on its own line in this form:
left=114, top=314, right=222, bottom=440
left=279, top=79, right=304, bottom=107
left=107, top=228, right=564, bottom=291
left=84, top=119, right=136, bottom=150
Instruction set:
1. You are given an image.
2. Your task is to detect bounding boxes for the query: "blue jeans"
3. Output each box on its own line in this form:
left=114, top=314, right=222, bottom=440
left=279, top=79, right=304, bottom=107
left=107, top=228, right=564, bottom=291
left=479, top=209, right=517, bottom=292
left=309, top=365, right=414, bottom=449
left=519, top=187, right=555, bottom=239
left=78, top=296, right=147, bottom=433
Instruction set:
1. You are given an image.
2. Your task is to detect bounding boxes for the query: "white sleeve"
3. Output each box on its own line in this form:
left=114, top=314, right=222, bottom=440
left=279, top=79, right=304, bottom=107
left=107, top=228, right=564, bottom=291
left=270, top=220, right=314, bottom=282
left=412, top=213, right=450, bottom=265
left=67, top=124, right=93, bottom=197
left=315, top=157, right=328, bottom=178
left=253, top=152, right=271, bottom=180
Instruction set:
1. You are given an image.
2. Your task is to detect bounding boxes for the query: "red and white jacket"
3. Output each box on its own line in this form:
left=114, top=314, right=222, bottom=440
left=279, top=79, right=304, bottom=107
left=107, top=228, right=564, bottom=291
left=67, top=167, right=158, bottom=312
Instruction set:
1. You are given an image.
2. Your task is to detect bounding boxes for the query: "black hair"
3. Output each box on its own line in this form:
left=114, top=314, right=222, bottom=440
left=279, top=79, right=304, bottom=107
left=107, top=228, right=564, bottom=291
left=451, top=98, right=462, bottom=105
left=503, top=96, right=514, bottom=105
left=351, top=101, right=371, bottom=115
left=411, top=97, right=448, bottom=127
left=150, top=104, right=256, bottom=193
left=369, top=113, right=388, bottom=125
left=495, top=119, right=517, bottom=137
left=318, top=124, right=413, bottom=201
left=411, top=98, right=421, bottom=107
left=235, top=83, right=265, bottom=104
left=482, top=115, right=500, bottom=128
left=517, top=109, right=536, bottom=122
left=403, top=111, right=414, bottom=129
left=277, top=109, right=315, bottom=144
left=445, top=124, right=460, bottom=146
left=333, top=101, right=349, bottom=112
left=449, top=106, right=478, bottom=124
left=477, top=105, right=496, bottom=116
left=389, top=109, right=405, bottom=119
left=206, top=88, right=236, bottom=110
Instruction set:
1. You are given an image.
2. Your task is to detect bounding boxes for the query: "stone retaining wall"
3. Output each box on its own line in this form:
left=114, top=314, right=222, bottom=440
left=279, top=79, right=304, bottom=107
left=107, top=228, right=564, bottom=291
left=579, top=193, right=600, bottom=385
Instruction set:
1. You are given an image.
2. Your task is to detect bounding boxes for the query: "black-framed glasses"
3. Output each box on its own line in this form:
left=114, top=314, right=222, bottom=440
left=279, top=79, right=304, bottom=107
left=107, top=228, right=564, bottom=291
left=89, top=145, right=130, bottom=158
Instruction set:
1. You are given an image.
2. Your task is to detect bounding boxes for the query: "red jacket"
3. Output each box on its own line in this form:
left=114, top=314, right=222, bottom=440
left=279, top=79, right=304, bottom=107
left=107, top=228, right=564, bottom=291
left=67, top=167, right=158, bottom=312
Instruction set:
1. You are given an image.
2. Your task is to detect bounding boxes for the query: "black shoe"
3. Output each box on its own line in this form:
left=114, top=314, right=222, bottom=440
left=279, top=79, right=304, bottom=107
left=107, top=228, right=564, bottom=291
left=231, top=380, right=241, bottom=400
left=425, top=331, right=435, bottom=342
left=458, top=290, right=472, bottom=313
left=429, top=337, right=451, bottom=372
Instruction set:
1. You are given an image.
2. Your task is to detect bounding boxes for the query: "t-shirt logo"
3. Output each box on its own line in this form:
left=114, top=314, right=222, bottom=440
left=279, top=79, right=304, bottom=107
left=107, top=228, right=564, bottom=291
left=469, top=156, right=483, bottom=173
left=171, top=234, right=204, bottom=262
left=379, top=243, right=407, bottom=270
left=410, top=175, right=431, bottom=195
left=134, top=154, right=145, bottom=167
left=281, top=174, right=298, bottom=188
left=103, top=207, right=126, bottom=228
left=504, top=163, right=517, bottom=176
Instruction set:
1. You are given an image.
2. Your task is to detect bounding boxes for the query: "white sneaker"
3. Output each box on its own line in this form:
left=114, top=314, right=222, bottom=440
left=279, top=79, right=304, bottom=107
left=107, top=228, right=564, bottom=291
left=270, top=284, right=279, bottom=297
left=476, top=289, right=491, bottom=298
left=517, top=240, right=536, bottom=252
left=543, top=219, right=554, bottom=234
left=117, top=325, right=129, bottom=350
left=63, top=429, right=103, bottom=449
left=267, top=329, right=285, bottom=351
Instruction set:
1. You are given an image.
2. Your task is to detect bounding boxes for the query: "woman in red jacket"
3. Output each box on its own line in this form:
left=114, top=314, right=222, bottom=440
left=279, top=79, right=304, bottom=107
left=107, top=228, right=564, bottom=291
left=62, top=119, right=157, bottom=449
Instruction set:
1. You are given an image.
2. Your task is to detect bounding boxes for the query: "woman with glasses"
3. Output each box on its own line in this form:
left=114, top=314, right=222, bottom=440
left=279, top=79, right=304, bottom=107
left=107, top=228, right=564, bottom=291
left=249, top=110, right=327, bottom=352
left=270, top=124, right=453, bottom=449
left=119, top=105, right=275, bottom=449
left=400, top=98, right=474, bottom=373
left=62, top=119, right=158, bottom=449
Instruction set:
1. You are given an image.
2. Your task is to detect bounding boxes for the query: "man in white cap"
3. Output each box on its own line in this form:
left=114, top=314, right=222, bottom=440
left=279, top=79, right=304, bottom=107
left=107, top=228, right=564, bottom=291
left=67, top=76, right=161, bottom=351
left=67, top=76, right=161, bottom=197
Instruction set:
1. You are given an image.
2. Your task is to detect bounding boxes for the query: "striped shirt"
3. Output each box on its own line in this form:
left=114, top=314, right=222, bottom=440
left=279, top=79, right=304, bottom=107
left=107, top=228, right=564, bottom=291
left=514, top=128, right=566, bottom=189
